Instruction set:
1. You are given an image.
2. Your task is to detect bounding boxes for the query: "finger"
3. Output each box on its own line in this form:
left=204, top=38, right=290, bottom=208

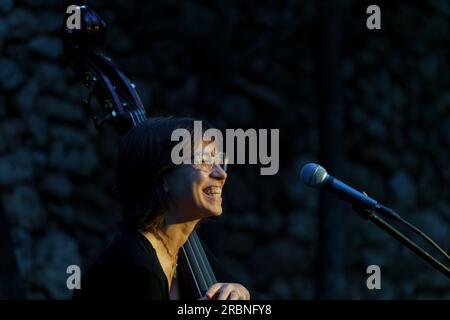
left=239, top=291, right=250, bottom=300
left=243, top=289, right=250, bottom=300
left=217, top=284, right=233, bottom=300
left=205, top=283, right=222, bottom=299
left=229, top=291, right=239, bottom=300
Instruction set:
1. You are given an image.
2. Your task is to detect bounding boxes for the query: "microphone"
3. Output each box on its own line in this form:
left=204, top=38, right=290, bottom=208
left=300, top=163, right=401, bottom=221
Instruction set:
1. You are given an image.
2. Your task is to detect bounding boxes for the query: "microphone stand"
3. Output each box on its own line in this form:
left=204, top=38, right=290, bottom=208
left=353, top=205, right=450, bottom=278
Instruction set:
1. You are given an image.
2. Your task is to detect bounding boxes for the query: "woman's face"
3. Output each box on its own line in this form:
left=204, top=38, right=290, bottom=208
left=164, top=141, right=228, bottom=224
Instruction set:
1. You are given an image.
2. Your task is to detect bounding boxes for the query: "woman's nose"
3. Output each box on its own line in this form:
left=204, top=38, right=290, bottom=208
left=210, top=164, right=227, bottom=180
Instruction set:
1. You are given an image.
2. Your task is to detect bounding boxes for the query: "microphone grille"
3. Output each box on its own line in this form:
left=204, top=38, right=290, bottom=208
left=300, top=163, right=328, bottom=187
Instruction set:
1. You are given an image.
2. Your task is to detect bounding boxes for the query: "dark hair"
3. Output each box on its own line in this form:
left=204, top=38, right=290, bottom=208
left=116, top=116, right=211, bottom=231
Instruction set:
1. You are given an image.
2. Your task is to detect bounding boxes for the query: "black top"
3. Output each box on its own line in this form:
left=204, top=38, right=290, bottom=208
left=72, top=228, right=232, bottom=300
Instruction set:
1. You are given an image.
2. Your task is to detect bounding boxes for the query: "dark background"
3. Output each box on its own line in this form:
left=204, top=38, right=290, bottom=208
left=0, top=0, right=449, bottom=299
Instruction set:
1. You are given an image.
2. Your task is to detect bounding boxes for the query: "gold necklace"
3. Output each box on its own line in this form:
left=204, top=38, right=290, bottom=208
left=155, top=230, right=178, bottom=279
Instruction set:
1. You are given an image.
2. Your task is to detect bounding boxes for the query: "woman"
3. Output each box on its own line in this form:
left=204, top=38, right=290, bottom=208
left=73, top=117, right=250, bottom=300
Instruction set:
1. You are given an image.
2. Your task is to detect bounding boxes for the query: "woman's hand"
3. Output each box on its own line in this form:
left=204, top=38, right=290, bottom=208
left=200, top=283, right=250, bottom=300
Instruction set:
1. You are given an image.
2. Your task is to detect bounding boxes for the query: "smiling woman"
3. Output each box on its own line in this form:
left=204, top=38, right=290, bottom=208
left=72, top=117, right=250, bottom=300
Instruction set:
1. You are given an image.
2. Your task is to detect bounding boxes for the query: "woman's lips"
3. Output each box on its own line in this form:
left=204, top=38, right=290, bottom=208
left=203, top=186, right=222, bottom=200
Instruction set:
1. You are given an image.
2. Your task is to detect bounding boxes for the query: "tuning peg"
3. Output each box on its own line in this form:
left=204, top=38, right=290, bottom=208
left=104, top=99, right=113, bottom=109
left=83, top=72, right=98, bottom=89
left=92, top=111, right=117, bottom=132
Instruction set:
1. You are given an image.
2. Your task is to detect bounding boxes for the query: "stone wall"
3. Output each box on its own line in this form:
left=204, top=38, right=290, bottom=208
left=0, top=0, right=449, bottom=299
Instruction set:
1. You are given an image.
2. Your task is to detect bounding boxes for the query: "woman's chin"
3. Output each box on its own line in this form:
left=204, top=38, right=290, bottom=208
left=200, top=206, right=223, bottom=218
left=199, top=195, right=223, bottom=217
left=211, top=209, right=223, bottom=217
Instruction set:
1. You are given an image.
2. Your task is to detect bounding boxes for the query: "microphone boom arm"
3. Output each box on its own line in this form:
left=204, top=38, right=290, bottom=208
left=353, top=205, right=450, bottom=278
left=300, top=162, right=450, bottom=278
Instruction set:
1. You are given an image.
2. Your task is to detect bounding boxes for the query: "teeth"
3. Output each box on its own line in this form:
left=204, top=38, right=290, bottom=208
left=204, top=186, right=221, bottom=195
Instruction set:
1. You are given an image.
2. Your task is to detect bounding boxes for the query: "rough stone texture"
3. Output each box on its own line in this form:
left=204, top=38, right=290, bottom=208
left=2, top=186, right=47, bottom=230
left=0, top=0, right=449, bottom=299
left=33, top=228, right=82, bottom=299
left=0, top=58, right=24, bottom=90
left=11, top=227, right=33, bottom=278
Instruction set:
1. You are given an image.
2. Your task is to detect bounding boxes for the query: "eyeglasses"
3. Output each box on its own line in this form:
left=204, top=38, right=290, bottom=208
left=154, top=151, right=228, bottom=182
left=191, top=151, right=228, bottom=173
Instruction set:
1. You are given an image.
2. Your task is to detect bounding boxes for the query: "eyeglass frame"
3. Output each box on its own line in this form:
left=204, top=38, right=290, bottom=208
left=154, top=151, right=228, bottom=182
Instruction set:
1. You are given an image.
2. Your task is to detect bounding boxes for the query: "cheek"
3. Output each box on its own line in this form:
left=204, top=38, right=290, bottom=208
left=184, top=173, right=212, bottom=209
left=191, top=173, right=209, bottom=199
left=169, top=171, right=206, bottom=202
